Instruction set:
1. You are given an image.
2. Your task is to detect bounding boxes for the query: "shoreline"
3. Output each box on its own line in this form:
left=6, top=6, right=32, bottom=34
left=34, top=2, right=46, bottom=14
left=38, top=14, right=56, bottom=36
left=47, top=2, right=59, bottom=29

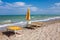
left=0, top=17, right=60, bottom=31
left=0, top=18, right=60, bottom=40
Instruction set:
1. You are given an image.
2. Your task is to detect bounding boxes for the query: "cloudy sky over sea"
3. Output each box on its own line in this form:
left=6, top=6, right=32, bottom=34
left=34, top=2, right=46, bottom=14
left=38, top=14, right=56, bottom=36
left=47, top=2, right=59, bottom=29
left=0, top=0, right=60, bottom=15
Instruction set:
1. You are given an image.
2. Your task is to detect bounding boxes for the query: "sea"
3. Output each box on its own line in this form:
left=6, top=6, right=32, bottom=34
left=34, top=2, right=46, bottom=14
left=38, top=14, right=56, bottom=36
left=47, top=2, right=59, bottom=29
left=0, top=15, right=60, bottom=23
left=0, top=15, right=60, bottom=31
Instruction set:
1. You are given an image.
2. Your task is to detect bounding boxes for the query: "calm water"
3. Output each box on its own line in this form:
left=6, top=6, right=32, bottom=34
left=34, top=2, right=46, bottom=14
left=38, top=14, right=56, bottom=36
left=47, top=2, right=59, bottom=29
left=0, top=15, right=60, bottom=23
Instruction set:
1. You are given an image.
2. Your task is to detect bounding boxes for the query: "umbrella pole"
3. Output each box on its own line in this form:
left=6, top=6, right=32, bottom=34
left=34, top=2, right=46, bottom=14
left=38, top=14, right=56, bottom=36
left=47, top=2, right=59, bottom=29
left=27, top=20, right=31, bottom=27
left=15, top=30, right=16, bottom=37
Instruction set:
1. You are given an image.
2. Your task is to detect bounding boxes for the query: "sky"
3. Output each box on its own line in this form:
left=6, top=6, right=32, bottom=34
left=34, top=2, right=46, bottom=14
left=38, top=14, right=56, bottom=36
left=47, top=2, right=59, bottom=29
left=0, top=0, right=60, bottom=15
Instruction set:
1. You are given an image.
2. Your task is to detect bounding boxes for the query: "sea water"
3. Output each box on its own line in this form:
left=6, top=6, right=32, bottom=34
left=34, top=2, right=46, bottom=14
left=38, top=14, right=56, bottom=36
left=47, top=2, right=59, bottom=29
left=0, top=15, right=60, bottom=23
left=0, top=15, right=60, bottom=27
left=0, top=15, right=60, bottom=31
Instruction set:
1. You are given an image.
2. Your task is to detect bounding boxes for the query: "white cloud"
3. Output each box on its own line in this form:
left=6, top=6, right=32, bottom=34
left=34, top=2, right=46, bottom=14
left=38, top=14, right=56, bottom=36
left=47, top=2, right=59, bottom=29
left=5, top=2, right=32, bottom=7
left=0, top=0, right=3, bottom=5
left=0, top=0, right=2, bottom=2
left=30, top=7, right=38, bottom=11
left=54, top=3, right=60, bottom=6
left=13, top=2, right=25, bottom=6
left=0, top=0, right=60, bottom=15
left=50, top=3, right=60, bottom=9
left=43, top=2, right=60, bottom=14
left=0, top=1, right=39, bottom=15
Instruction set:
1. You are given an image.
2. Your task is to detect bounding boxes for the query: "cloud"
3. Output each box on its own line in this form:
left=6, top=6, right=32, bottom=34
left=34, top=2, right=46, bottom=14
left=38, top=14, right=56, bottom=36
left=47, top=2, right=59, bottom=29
left=0, top=0, right=1, bottom=2
left=14, top=2, right=25, bottom=6
left=49, top=2, right=60, bottom=13
left=1, top=0, right=60, bottom=15
left=30, top=7, right=38, bottom=11
left=39, top=2, right=60, bottom=14
left=50, top=3, right=60, bottom=9
left=54, top=3, right=60, bottom=6
left=0, top=0, right=3, bottom=5
left=0, top=0, right=2, bottom=3
left=0, top=1, right=39, bottom=15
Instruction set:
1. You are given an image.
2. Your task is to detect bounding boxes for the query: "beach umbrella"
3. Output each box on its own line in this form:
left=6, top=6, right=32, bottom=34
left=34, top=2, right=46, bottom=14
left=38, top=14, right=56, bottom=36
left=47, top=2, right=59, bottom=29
left=26, top=8, right=31, bottom=25
left=7, top=26, right=22, bottom=37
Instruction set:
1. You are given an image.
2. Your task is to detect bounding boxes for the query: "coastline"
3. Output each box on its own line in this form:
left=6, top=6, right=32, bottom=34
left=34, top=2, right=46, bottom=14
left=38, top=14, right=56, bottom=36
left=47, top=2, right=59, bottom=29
left=0, top=18, right=60, bottom=40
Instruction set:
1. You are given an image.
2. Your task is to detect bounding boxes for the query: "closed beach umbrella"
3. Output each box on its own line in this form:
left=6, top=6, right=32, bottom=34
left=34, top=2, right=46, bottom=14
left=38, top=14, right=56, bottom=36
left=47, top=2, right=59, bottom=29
left=26, top=8, right=30, bottom=21
left=26, top=8, right=31, bottom=25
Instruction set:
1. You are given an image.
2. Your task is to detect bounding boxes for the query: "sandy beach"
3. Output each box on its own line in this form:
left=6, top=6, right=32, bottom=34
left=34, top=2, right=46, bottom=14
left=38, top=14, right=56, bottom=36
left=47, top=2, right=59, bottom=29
left=0, top=20, right=60, bottom=40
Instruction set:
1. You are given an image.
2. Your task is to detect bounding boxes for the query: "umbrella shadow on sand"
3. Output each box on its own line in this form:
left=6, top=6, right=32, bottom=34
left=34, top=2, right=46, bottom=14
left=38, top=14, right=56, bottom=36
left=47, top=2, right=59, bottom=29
left=2, top=31, right=21, bottom=37
left=2, top=31, right=15, bottom=37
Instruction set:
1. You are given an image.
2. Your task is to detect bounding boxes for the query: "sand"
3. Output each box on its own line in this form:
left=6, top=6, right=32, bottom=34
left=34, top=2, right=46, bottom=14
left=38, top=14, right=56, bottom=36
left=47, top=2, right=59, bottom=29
left=0, top=21, right=60, bottom=40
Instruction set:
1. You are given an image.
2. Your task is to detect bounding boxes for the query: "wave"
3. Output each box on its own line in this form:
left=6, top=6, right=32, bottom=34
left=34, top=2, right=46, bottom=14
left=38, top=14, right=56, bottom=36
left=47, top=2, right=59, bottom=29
left=0, top=20, right=12, bottom=24
left=0, top=22, right=27, bottom=27
left=0, top=16, right=60, bottom=27
left=32, top=16, right=60, bottom=22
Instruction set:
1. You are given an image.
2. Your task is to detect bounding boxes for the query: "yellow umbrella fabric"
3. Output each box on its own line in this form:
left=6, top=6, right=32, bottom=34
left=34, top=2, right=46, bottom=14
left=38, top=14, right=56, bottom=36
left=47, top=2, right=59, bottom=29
left=7, top=26, right=22, bottom=37
left=7, top=26, right=22, bottom=30
left=26, top=8, right=30, bottom=21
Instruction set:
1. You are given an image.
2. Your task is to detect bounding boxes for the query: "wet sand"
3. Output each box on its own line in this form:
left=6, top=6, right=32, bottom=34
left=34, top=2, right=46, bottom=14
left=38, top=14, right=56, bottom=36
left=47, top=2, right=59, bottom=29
left=0, top=20, right=60, bottom=40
